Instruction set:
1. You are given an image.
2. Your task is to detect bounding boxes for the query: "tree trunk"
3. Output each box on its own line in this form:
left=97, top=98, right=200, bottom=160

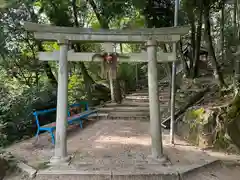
left=162, top=87, right=209, bottom=128
left=204, top=5, right=226, bottom=88
left=193, top=3, right=203, bottom=78
left=233, top=0, right=240, bottom=94
left=220, top=2, right=225, bottom=62
left=43, top=62, right=58, bottom=86
left=72, top=0, right=96, bottom=105
left=190, top=18, right=196, bottom=72
left=37, top=43, right=58, bottom=86
left=179, top=40, right=190, bottom=77
left=159, top=43, right=172, bottom=81
left=113, top=78, right=122, bottom=104
left=87, top=0, right=122, bottom=103
left=235, top=46, right=240, bottom=92
left=80, top=61, right=94, bottom=104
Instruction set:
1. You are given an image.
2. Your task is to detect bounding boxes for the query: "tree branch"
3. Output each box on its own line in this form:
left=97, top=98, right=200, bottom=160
left=72, top=0, right=79, bottom=27
left=86, top=0, right=109, bottom=28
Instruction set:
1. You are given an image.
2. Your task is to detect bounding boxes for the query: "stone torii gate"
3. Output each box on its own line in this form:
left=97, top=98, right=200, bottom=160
left=24, top=22, right=189, bottom=164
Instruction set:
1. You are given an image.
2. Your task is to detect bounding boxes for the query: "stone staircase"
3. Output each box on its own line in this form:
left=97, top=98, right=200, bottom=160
left=96, top=81, right=174, bottom=121
left=94, top=74, right=211, bottom=129
left=94, top=64, right=186, bottom=122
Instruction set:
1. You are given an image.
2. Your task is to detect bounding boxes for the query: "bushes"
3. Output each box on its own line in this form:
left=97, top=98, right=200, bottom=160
left=68, top=74, right=85, bottom=103
left=0, top=80, right=57, bottom=147
left=0, top=72, right=108, bottom=147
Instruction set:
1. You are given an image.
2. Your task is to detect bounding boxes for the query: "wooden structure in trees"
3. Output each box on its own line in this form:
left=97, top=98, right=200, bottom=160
left=24, top=22, right=189, bottom=164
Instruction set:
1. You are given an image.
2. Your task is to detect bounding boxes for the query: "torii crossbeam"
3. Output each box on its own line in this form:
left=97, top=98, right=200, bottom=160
left=24, top=22, right=188, bottom=43
left=38, top=51, right=177, bottom=62
left=24, top=22, right=189, bottom=165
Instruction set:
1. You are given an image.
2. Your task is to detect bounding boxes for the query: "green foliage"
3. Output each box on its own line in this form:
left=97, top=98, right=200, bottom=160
left=68, top=74, right=85, bottom=103
left=118, top=63, right=138, bottom=91
left=92, top=0, right=133, bottom=24
left=0, top=76, right=57, bottom=147
left=185, top=108, right=206, bottom=129
left=38, top=0, right=72, bottom=26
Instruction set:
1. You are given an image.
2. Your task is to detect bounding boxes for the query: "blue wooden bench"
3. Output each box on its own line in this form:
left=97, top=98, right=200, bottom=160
left=33, top=102, right=98, bottom=144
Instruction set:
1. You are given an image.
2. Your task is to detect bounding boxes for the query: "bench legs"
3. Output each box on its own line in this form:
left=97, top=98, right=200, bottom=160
left=50, top=130, right=55, bottom=144
left=36, top=117, right=90, bottom=145
left=80, top=120, right=83, bottom=129
left=36, top=128, right=55, bottom=144
left=35, top=128, right=40, bottom=138
left=34, top=128, right=40, bottom=144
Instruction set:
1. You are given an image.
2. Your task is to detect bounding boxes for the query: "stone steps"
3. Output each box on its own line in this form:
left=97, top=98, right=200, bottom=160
left=108, top=111, right=149, bottom=117
left=95, top=107, right=170, bottom=121
left=125, top=96, right=170, bottom=102
left=96, top=84, right=171, bottom=120
left=98, top=106, right=150, bottom=112
left=98, top=106, right=169, bottom=113
left=130, top=92, right=170, bottom=96
left=102, top=101, right=169, bottom=108
left=91, top=79, right=172, bottom=120
left=136, top=88, right=170, bottom=93
left=104, top=101, right=150, bottom=107
left=106, top=115, right=149, bottom=121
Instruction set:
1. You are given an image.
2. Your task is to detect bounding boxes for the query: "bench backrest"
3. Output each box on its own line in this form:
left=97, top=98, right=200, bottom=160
left=33, top=101, right=89, bottom=128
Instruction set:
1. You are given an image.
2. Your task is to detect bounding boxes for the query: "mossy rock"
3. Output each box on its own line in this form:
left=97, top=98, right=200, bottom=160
left=0, top=151, right=17, bottom=180
left=0, top=157, right=8, bottom=180
left=227, top=116, right=240, bottom=150
left=176, top=107, right=216, bottom=148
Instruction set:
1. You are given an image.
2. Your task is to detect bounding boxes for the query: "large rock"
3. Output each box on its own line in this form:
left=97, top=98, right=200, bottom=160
left=227, top=115, right=240, bottom=150
left=176, top=107, right=216, bottom=149
left=0, top=152, right=16, bottom=180
left=0, top=157, right=8, bottom=180
left=176, top=106, right=240, bottom=152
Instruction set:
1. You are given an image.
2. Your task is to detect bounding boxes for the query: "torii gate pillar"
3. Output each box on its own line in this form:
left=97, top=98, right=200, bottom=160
left=147, top=40, right=163, bottom=158
left=50, top=39, right=69, bottom=164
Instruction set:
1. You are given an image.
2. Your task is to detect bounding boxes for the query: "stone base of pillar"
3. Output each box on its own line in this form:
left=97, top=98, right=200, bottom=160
left=147, top=155, right=169, bottom=165
left=49, top=156, right=70, bottom=166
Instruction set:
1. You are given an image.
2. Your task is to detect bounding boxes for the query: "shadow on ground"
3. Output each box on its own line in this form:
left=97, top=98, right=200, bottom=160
left=5, top=119, right=221, bottom=170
